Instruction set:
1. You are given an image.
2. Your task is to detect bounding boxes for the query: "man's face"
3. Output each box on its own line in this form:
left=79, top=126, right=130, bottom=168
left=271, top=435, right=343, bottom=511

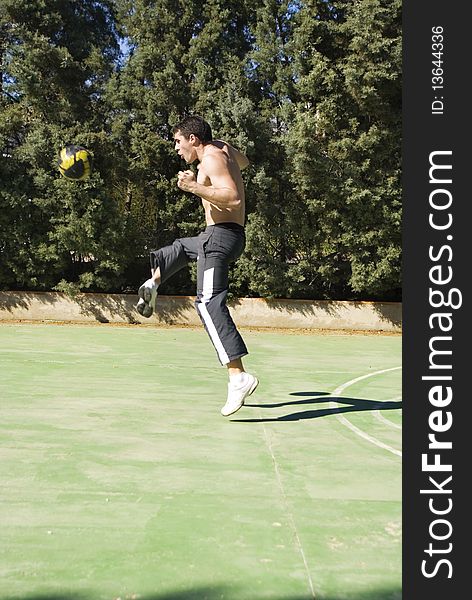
left=174, top=131, right=197, bottom=163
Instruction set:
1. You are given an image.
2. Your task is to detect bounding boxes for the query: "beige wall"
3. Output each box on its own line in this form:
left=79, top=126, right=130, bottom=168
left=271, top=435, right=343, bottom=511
left=0, top=291, right=401, bottom=332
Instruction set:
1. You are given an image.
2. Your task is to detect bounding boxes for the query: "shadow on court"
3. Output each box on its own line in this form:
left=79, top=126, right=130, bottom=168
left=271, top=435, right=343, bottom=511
left=235, top=392, right=402, bottom=423
left=0, top=585, right=402, bottom=600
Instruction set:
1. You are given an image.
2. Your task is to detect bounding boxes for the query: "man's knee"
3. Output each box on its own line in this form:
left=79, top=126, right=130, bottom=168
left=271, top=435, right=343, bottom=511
left=150, top=239, right=187, bottom=282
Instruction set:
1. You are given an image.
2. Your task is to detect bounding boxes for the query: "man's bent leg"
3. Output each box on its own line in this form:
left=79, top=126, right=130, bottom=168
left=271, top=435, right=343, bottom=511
left=136, top=237, right=199, bottom=318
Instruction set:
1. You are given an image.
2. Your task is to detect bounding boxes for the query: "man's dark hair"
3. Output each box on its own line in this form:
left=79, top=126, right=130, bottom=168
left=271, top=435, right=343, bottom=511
left=172, top=115, right=213, bottom=143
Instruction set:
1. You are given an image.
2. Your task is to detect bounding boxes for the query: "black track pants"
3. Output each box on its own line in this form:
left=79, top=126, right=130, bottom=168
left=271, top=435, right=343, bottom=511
left=150, top=223, right=248, bottom=365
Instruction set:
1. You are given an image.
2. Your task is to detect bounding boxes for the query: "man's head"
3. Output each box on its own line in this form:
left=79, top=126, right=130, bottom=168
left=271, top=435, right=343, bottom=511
left=172, top=115, right=212, bottom=163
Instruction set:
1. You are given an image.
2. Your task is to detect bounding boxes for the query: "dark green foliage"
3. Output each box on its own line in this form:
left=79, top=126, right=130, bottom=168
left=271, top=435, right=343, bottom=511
left=283, top=0, right=402, bottom=299
left=0, top=0, right=135, bottom=293
left=1, top=0, right=401, bottom=300
left=240, top=0, right=402, bottom=300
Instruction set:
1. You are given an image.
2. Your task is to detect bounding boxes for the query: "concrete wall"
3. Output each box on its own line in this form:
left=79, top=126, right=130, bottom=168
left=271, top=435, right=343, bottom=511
left=0, top=291, right=401, bottom=332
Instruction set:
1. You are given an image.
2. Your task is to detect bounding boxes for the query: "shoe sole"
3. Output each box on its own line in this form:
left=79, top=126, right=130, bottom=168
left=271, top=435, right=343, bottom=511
left=136, top=300, right=153, bottom=318
left=142, top=287, right=153, bottom=303
left=136, top=286, right=156, bottom=318
left=222, top=377, right=259, bottom=417
left=247, top=377, right=259, bottom=398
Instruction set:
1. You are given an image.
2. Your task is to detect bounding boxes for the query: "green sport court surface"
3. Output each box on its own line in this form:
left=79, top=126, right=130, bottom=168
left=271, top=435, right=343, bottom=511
left=0, top=323, right=402, bottom=600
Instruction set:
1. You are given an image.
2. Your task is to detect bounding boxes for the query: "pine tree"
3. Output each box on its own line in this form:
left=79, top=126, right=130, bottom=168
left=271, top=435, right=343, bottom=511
left=0, top=0, right=133, bottom=293
left=283, top=0, right=402, bottom=298
left=108, top=0, right=264, bottom=294
left=1, top=0, right=402, bottom=301
left=235, top=0, right=303, bottom=298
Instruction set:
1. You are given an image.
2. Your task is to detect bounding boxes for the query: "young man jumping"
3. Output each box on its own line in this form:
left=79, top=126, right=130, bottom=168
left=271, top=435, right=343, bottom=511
left=136, top=115, right=258, bottom=417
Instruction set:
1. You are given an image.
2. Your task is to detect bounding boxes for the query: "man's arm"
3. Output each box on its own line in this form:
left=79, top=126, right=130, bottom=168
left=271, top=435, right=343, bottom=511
left=177, top=154, right=241, bottom=209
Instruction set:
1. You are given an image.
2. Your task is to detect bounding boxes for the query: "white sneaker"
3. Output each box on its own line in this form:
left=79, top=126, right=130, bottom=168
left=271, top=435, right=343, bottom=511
left=221, top=372, right=259, bottom=417
left=136, top=278, right=158, bottom=318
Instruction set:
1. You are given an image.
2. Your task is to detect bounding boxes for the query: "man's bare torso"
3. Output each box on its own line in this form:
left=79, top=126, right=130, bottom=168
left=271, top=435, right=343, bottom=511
left=197, top=142, right=246, bottom=226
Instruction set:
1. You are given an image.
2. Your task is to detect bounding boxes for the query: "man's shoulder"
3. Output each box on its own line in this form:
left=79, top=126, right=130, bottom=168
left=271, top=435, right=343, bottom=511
left=200, top=146, right=228, bottom=171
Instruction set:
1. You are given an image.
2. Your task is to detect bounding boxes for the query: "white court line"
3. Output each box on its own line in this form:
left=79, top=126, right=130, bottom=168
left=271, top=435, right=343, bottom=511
left=373, top=396, right=402, bottom=430
left=258, top=415, right=316, bottom=599
left=329, top=367, right=402, bottom=457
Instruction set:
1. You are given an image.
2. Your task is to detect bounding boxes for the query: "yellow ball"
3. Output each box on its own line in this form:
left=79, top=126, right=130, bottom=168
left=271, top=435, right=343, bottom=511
left=58, top=145, right=92, bottom=180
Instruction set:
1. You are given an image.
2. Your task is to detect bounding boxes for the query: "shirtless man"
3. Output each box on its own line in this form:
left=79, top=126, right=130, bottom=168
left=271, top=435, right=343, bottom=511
left=136, top=115, right=258, bottom=417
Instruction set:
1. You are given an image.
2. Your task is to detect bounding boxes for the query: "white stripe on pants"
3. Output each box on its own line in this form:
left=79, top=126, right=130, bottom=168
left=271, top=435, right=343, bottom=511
left=197, top=267, right=230, bottom=365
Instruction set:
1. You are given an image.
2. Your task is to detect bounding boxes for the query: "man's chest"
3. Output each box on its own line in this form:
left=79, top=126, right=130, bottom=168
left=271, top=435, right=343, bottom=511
left=197, top=164, right=211, bottom=186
